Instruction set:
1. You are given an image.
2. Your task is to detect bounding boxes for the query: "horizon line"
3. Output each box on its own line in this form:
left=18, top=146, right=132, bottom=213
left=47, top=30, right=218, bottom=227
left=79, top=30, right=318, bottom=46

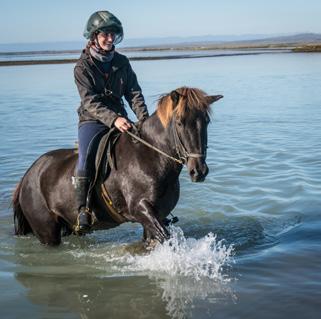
left=0, top=31, right=319, bottom=46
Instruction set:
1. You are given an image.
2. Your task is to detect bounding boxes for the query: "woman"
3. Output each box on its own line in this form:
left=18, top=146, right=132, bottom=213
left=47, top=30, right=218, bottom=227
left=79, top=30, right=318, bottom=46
left=74, top=10, right=149, bottom=233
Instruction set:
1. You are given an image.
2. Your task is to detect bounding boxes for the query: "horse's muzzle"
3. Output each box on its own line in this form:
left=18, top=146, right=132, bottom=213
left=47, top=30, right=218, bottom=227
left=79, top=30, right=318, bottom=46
left=187, top=159, right=209, bottom=182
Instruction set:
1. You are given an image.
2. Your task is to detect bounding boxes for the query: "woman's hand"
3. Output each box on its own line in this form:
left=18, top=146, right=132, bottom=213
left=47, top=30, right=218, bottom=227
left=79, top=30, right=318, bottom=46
left=114, top=117, right=132, bottom=132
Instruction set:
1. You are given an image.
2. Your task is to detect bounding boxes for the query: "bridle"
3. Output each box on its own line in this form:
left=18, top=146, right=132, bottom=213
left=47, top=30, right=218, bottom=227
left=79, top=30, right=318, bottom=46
left=171, top=116, right=207, bottom=164
left=126, top=115, right=207, bottom=165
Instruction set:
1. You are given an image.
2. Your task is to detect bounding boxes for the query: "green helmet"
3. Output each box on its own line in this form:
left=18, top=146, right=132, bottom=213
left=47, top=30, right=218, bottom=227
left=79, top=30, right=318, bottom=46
left=83, top=11, right=124, bottom=44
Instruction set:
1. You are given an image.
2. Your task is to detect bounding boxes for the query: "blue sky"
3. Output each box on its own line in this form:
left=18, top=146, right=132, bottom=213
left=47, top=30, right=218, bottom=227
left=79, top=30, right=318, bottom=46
left=1, top=0, right=321, bottom=43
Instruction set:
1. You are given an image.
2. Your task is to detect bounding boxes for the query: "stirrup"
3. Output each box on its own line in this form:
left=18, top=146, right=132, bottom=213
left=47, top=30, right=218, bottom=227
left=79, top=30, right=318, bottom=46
left=74, top=208, right=93, bottom=234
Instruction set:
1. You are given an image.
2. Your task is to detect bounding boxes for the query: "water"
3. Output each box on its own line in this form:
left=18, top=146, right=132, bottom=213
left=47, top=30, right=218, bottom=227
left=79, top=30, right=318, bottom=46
left=1, top=52, right=321, bottom=318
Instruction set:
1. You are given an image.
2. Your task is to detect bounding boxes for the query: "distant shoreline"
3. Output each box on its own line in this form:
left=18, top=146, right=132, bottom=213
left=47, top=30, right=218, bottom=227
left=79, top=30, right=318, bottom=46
left=0, top=51, right=287, bottom=67
left=292, top=44, right=321, bottom=52
left=0, top=44, right=320, bottom=67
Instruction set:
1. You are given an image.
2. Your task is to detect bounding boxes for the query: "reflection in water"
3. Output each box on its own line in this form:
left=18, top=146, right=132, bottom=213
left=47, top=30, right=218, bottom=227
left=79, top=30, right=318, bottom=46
left=14, top=270, right=236, bottom=319
left=153, top=275, right=236, bottom=319
left=15, top=272, right=168, bottom=319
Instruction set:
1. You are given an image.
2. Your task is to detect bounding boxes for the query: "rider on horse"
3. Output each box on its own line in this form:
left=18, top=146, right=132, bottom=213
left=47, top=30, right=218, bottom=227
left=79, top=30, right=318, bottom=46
left=74, top=10, right=149, bottom=233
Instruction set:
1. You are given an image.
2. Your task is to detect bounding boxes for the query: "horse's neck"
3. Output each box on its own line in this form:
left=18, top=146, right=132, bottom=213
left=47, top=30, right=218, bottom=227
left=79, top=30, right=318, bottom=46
left=139, top=113, right=182, bottom=175
left=140, top=112, right=174, bottom=155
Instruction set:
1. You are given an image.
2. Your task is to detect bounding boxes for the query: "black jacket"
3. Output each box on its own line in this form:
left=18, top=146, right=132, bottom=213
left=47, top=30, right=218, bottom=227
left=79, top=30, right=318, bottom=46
left=74, top=49, right=149, bottom=127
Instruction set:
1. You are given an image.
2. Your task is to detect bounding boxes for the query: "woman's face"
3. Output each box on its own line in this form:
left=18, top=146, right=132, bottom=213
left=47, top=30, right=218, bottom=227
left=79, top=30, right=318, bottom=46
left=96, top=31, right=115, bottom=51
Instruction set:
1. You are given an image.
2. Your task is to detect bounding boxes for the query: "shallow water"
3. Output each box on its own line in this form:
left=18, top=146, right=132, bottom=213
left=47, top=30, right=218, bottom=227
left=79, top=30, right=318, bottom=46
left=1, top=52, right=321, bottom=318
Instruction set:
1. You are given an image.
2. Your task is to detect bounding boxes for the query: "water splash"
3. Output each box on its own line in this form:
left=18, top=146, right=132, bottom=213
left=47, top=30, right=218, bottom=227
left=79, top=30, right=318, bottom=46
left=122, top=226, right=234, bottom=281
left=68, top=226, right=234, bottom=282
left=121, top=226, right=235, bottom=319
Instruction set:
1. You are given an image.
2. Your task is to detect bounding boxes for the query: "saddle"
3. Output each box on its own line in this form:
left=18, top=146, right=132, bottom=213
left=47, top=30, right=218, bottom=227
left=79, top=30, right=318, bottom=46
left=84, top=125, right=139, bottom=183
left=90, top=127, right=120, bottom=185
left=85, top=127, right=124, bottom=223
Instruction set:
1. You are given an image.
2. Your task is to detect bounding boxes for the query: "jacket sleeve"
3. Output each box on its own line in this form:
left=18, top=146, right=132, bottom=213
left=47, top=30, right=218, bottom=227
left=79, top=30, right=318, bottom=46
left=74, top=65, right=118, bottom=127
left=124, top=63, right=149, bottom=121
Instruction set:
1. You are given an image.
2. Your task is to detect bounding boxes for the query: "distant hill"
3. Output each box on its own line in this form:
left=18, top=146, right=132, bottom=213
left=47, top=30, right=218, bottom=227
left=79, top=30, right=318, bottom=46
left=123, top=33, right=321, bottom=50
left=121, top=34, right=283, bottom=47
left=1, top=33, right=321, bottom=53
left=223, top=33, right=321, bottom=46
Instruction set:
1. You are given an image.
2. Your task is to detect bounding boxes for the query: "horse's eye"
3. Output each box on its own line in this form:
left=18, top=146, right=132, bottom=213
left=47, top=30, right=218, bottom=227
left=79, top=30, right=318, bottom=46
left=176, top=120, right=183, bottom=126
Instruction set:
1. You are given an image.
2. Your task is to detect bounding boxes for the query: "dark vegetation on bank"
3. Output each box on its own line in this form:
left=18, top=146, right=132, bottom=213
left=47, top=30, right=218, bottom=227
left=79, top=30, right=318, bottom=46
left=292, top=44, right=321, bottom=52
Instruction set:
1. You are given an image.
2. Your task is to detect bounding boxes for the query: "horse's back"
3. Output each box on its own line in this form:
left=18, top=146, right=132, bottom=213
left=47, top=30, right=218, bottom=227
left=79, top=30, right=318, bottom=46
left=24, top=148, right=77, bottom=179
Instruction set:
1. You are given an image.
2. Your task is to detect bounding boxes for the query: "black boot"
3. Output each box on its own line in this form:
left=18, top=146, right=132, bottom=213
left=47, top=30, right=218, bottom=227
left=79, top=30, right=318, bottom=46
left=73, top=176, right=91, bottom=234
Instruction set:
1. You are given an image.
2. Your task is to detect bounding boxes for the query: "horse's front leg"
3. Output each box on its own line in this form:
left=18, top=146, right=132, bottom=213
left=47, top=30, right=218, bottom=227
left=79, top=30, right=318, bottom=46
left=137, top=200, right=170, bottom=244
left=143, top=228, right=157, bottom=250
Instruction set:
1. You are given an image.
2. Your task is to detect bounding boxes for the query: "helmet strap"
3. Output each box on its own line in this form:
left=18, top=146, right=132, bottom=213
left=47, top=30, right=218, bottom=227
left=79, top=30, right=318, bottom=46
left=93, top=34, right=115, bottom=54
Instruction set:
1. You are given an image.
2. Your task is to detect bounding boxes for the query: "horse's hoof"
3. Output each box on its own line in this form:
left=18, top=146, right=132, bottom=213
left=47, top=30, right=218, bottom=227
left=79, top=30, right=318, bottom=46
left=144, top=239, right=159, bottom=251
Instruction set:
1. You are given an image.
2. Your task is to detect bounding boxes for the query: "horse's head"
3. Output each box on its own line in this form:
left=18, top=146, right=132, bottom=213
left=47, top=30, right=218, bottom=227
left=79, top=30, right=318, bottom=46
left=157, top=87, right=223, bottom=182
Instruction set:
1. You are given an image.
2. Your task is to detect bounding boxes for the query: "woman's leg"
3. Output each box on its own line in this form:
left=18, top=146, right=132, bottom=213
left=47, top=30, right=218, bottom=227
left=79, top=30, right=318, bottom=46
left=75, top=121, right=108, bottom=233
left=77, top=121, right=108, bottom=176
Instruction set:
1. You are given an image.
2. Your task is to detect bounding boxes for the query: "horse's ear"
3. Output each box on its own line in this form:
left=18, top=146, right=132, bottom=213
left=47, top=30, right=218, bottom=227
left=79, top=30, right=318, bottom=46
left=206, top=95, right=224, bottom=105
left=170, top=90, right=180, bottom=107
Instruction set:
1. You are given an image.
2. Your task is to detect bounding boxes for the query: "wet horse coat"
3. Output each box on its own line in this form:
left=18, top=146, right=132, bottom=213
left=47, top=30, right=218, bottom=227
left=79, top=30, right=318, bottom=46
left=13, top=87, right=223, bottom=246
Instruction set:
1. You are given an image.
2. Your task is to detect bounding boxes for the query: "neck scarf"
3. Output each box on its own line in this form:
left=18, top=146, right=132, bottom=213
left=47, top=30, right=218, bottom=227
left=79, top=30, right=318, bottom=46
left=89, top=45, right=115, bottom=63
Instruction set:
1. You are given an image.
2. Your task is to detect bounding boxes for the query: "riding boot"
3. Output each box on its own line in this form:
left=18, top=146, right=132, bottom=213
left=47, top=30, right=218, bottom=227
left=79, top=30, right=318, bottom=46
left=73, top=176, right=91, bottom=234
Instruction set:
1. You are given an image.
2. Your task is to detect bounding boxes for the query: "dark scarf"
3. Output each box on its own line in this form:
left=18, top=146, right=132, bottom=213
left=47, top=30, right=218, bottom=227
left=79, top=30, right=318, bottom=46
left=89, top=44, right=115, bottom=63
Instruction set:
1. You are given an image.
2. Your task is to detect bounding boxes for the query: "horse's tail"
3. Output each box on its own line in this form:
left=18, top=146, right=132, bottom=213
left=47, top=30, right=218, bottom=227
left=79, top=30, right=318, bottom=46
left=12, top=181, right=32, bottom=235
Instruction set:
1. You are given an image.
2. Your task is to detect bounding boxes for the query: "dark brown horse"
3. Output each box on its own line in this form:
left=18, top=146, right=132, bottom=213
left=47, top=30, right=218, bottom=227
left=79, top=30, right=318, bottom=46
left=13, top=87, right=223, bottom=246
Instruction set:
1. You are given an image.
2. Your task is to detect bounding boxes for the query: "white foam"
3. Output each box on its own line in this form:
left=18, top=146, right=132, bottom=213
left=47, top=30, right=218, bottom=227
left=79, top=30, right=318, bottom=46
left=123, top=226, right=234, bottom=281
left=68, top=226, right=234, bottom=281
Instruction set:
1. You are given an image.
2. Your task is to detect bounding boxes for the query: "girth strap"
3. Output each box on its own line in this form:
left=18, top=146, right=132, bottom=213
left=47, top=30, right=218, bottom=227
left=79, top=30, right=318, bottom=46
left=101, top=184, right=126, bottom=223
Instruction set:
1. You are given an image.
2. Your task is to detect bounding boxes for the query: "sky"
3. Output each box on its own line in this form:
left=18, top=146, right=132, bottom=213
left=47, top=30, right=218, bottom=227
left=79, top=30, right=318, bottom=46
left=1, top=0, right=321, bottom=43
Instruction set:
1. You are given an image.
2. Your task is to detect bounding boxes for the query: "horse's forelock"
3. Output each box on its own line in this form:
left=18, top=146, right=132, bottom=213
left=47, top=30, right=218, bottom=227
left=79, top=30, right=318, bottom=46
left=157, top=87, right=211, bottom=127
left=157, top=94, right=174, bottom=127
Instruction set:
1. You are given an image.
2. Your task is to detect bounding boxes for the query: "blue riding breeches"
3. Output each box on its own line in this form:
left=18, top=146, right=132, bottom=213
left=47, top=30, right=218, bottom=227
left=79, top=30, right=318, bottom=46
left=77, top=121, right=109, bottom=177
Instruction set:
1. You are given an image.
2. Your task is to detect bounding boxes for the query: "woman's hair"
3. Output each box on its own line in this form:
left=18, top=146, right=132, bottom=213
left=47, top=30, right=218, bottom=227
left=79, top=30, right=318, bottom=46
left=86, top=40, right=94, bottom=50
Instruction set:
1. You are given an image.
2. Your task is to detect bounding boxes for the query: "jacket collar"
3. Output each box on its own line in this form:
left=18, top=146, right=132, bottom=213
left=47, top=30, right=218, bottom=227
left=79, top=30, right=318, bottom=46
left=81, top=48, right=128, bottom=72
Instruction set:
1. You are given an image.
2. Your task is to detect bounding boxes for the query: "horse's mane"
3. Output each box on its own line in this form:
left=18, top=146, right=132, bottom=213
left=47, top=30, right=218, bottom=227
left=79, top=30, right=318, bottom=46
left=156, top=87, right=210, bottom=127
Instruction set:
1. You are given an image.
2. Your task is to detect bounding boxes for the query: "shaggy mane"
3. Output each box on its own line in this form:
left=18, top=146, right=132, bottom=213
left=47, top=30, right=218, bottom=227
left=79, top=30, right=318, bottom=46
left=156, top=87, right=210, bottom=127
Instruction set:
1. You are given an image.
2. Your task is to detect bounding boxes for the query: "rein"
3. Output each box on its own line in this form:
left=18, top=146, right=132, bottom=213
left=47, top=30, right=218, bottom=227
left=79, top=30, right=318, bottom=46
left=125, top=119, right=206, bottom=165
left=125, top=130, right=183, bottom=164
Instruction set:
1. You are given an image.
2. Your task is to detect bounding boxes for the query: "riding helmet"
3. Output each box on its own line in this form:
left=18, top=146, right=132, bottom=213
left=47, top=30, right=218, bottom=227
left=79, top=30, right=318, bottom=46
left=83, top=11, right=124, bottom=44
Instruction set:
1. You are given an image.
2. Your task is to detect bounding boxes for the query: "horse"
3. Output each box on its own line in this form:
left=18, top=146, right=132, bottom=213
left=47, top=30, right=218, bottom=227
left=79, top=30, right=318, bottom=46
left=13, top=87, right=223, bottom=247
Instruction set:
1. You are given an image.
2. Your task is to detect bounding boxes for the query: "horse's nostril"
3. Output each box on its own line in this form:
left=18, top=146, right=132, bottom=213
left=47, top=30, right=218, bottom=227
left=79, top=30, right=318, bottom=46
left=190, top=168, right=200, bottom=178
